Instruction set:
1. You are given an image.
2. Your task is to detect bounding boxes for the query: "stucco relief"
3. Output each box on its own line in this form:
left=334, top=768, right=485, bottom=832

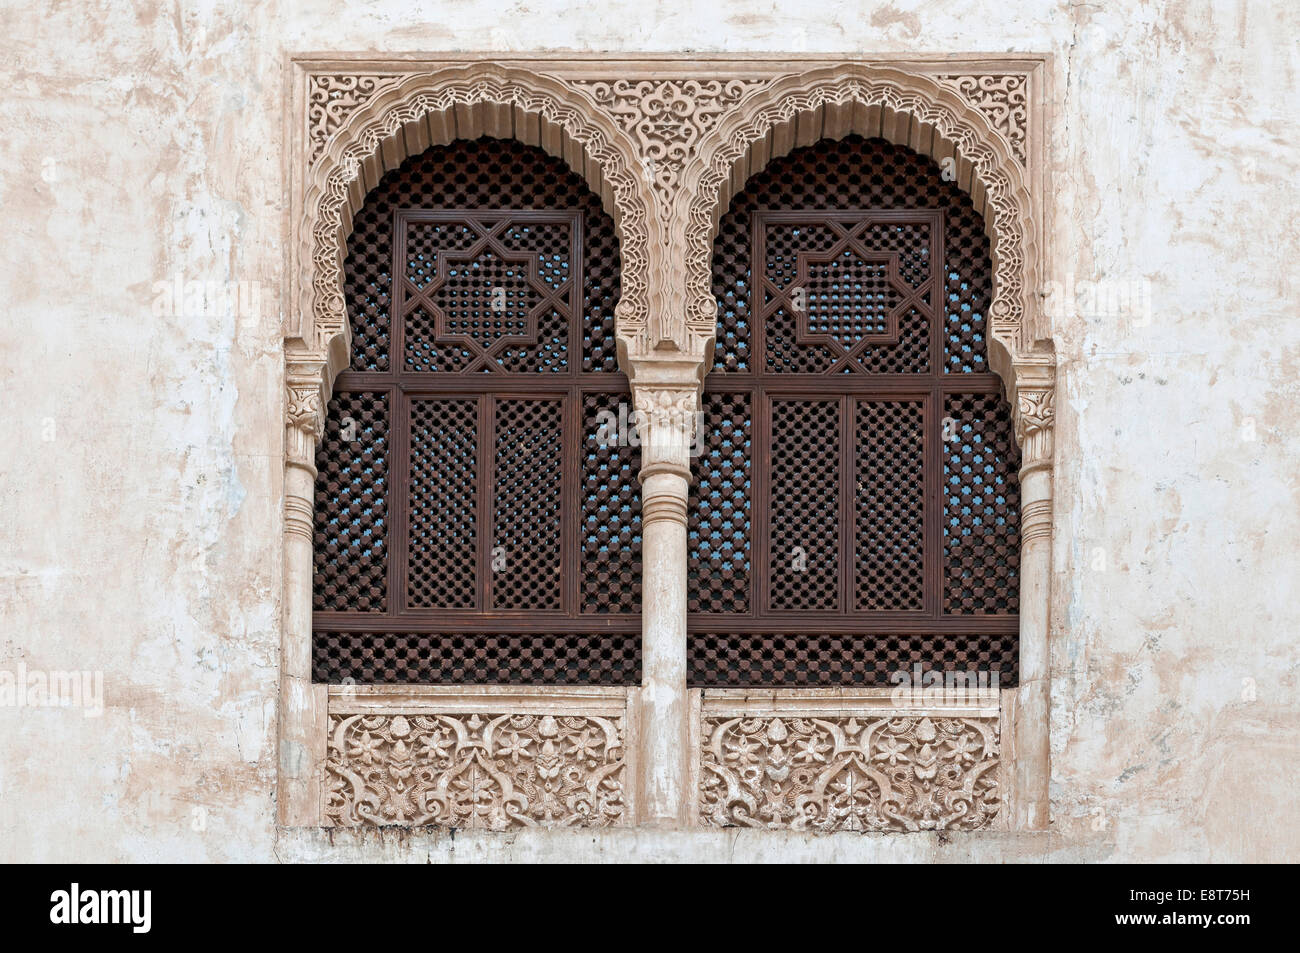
left=699, top=712, right=1001, bottom=832
left=306, top=74, right=404, bottom=167
left=571, top=79, right=769, bottom=199
left=325, top=709, right=628, bottom=828
left=937, top=74, right=1029, bottom=165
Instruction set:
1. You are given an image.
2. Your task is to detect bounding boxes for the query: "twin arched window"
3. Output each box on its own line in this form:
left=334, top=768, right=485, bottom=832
left=312, top=135, right=1019, bottom=690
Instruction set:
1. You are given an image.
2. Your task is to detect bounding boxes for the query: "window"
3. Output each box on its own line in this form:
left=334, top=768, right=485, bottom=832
left=311, top=138, right=641, bottom=686
left=688, top=136, right=1022, bottom=687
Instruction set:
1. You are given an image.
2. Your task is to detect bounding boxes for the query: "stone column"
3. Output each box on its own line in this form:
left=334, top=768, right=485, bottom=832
left=629, top=373, right=699, bottom=827
left=279, top=374, right=329, bottom=826
left=1011, top=374, right=1055, bottom=831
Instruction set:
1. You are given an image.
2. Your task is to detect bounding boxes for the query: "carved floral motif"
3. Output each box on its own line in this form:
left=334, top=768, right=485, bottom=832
left=699, top=713, right=1000, bottom=831
left=324, top=711, right=627, bottom=828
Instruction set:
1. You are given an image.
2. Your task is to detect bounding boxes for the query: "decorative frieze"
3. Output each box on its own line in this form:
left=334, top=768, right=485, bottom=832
left=323, top=690, right=629, bottom=828
left=696, top=692, right=1001, bottom=832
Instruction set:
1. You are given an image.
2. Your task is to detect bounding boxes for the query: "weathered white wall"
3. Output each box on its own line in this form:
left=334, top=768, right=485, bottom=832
left=1, top=0, right=1296, bottom=862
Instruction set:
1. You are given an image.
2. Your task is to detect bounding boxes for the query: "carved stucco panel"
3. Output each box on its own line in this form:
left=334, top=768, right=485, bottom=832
left=699, top=711, right=1001, bottom=832
left=325, top=709, right=628, bottom=828
left=306, top=74, right=405, bottom=168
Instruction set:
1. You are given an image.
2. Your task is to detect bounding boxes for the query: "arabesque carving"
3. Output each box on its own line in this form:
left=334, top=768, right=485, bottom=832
left=573, top=79, right=767, bottom=198
left=938, top=74, right=1028, bottom=164
left=306, top=74, right=404, bottom=167
left=325, top=710, right=627, bottom=828
left=699, top=712, right=1001, bottom=831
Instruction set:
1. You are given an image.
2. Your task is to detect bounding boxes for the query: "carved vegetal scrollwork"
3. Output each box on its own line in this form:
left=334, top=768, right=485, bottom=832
left=306, top=74, right=404, bottom=168
left=324, top=711, right=627, bottom=828
left=574, top=79, right=767, bottom=199
left=699, top=713, right=1001, bottom=832
left=938, top=74, right=1028, bottom=165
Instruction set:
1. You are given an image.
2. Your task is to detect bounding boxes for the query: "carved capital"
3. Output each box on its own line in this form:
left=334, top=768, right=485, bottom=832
left=285, top=367, right=327, bottom=476
left=1014, top=386, right=1055, bottom=475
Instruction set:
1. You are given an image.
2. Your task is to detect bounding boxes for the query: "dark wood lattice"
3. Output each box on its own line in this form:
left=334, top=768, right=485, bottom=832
left=689, top=135, right=1020, bottom=688
left=314, top=392, right=389, bottom=612
left=855, top=400, right=925, bottom=611
left=314, top=138, right=639, bottom=686
left=768, top=398, right=841, bottom=611
left=687, top=392, right=752, bottom=614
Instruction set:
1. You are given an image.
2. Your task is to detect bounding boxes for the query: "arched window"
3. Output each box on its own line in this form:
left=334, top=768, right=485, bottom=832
left=689, top=136, right=1021, bottom=687
left=311, top=138, right=641, bottom=686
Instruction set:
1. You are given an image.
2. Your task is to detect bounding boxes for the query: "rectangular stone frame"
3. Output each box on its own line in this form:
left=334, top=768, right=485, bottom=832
left=281, top=52, right=1056, bottom=834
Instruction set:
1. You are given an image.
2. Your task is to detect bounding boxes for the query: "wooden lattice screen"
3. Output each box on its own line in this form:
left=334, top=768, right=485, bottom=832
left=688, top=136, right=1022, bottom=687
left=312, top=138, right=641, bottom=685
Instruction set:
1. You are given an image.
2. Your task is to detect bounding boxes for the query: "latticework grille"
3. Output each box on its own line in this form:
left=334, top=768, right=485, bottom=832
left=314, top=631, right=641, bottom=685
left=855, top=400, right=925, bottom=611
left=581, top=391, right=642, bottom=614
left=943, top=393, right=1021, bottom=613
left=491, top=399, right=563, bottom=610
left=687, top=392, right=752, bottom=614
left=691, top=135, right=1019, bottom=688
left=687, top=631, right=1019, bottom=687
left=341, top=138, right=621, bottom=373
left=712, top=136, right=990, bottom=376
left=314, top=138, right=639, bottom=686
left=314, top=393, right=389, bottom=612
left=407, top=398, right=478, bottom=610
left=768, top=399, right=841, bottom=611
